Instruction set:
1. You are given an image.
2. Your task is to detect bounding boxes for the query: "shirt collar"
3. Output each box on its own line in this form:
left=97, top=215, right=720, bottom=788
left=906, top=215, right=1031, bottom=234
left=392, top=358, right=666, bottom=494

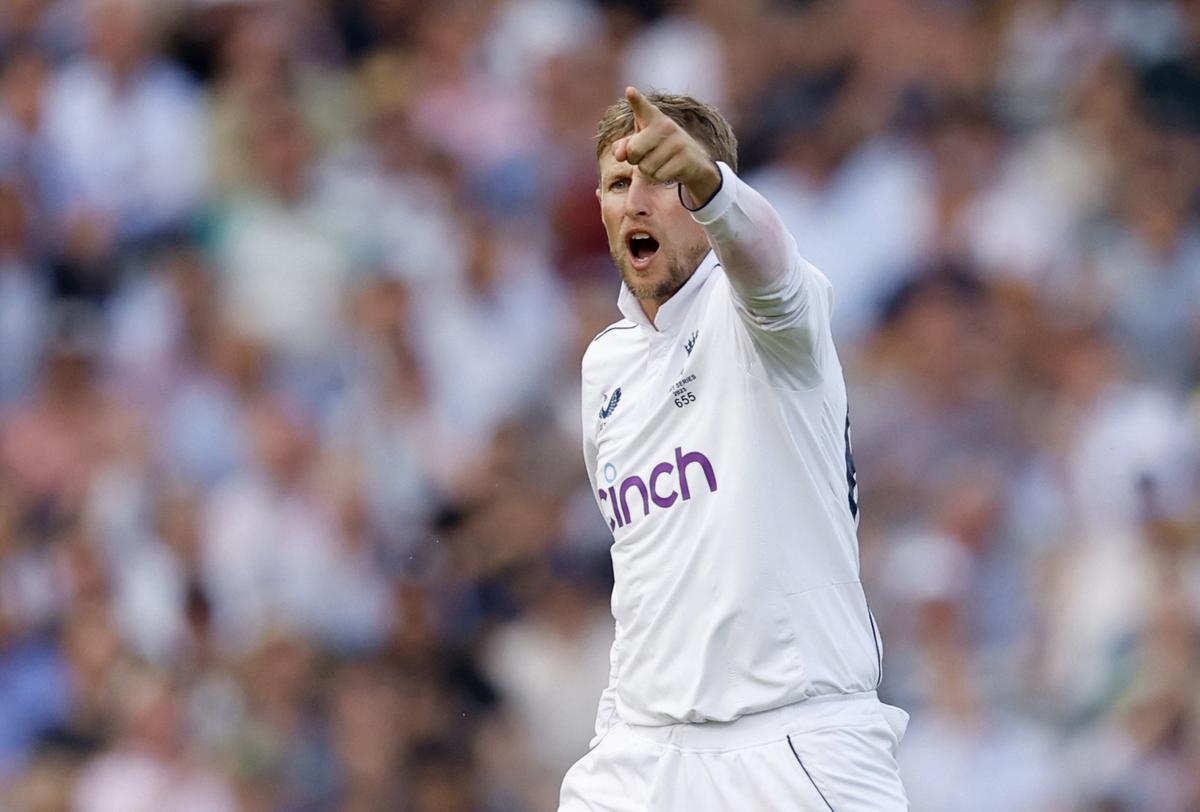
left=616, top=250, right=719, bottom=333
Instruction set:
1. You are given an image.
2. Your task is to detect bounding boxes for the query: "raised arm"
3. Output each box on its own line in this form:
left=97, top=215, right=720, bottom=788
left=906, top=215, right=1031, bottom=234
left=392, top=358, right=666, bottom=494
left=613, top=86, right=797, bottom=299
left=616, top=87, right=827, bottom=384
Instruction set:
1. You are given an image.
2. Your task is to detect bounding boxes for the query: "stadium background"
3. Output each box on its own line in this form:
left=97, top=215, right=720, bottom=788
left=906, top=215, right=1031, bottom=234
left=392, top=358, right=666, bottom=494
left=1, top=0, right=1199, bottom=809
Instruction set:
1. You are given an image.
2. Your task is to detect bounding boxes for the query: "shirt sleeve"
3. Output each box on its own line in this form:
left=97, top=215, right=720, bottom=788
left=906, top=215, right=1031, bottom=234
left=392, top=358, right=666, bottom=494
left=581, top=358, right=600, bottom=497
left=580, top=359, right=621, bottom=743
left=686, top=161, right=834, bottom=389
left=590, top=634, right=621, bottom=746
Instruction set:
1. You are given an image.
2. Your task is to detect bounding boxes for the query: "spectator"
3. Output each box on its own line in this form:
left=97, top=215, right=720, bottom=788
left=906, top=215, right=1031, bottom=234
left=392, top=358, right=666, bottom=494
left=415, top=214, right=571, bottom=444
left=317, top=50, right=467, bottom=290
left=42, top=0, right=208, bottom=248
left=207, top=3, right=359, bottom=196
left=73, top=667, right=238, bottom=812
left=201, top=397, right=391, bottom=653
left=483, top=557, right=613, bottom=787
left=209, top=95, right=356, bottom=374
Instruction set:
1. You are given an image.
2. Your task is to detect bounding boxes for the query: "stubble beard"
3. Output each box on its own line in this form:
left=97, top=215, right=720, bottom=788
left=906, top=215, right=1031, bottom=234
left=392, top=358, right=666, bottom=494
left=615, top=242, right=709, bottom=302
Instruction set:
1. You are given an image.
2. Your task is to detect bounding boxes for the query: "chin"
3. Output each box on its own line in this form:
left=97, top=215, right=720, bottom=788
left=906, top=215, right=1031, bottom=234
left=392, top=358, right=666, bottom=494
left=614, top=247, right=694, bottom=301
left=619, top=266, right=663, bottom=299
left=628, top=278, right=680, bottom=302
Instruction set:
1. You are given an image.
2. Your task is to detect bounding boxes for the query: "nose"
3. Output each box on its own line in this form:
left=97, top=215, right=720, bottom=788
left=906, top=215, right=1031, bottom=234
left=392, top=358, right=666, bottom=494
left=624, top=172, right=654, bottom=218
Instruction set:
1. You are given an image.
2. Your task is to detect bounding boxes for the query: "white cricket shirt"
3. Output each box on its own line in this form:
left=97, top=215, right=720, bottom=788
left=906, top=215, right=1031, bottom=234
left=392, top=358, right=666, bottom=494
left=581, top=162, right=883, bottom=735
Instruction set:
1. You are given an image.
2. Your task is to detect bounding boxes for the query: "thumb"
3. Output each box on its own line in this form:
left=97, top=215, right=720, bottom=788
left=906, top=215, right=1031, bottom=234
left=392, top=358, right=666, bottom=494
left=626, top=86, right=656, bottom=131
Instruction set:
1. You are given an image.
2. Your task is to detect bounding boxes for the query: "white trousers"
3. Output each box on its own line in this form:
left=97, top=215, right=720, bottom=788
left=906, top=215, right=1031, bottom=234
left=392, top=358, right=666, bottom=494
left=558, top=692, right=909, bottom=812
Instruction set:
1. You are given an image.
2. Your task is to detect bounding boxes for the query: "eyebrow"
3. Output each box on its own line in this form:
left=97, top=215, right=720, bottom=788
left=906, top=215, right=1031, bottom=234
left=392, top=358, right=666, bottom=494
left=601, top=166, right=632, bottom=182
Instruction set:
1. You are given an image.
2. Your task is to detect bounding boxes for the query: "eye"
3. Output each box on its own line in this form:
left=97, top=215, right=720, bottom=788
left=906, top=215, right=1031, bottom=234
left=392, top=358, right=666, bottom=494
left=607, top=178, right=629, bottom=192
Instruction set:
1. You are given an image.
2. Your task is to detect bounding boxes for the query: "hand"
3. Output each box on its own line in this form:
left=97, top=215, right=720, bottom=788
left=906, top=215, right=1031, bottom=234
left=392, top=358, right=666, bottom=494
left=612, top=86, right=721, bottom=208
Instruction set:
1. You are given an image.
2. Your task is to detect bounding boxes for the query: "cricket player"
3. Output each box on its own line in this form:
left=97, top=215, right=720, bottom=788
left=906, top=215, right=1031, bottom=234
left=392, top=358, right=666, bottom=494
left=558, top=87, right=910, bottom=811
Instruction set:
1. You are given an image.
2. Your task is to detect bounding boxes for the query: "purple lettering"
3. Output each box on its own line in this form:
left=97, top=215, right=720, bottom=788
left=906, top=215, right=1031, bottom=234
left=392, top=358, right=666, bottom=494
left=607, top=486, right=624, bottom=527
left=598, top=449, right=717, bottom=531
left=650, top=462, right=678, bottom=508
left=598, top=488, right=616, bottom=530
left=619, top=476, right=650, bottom=524
left=676, top=447, right=718, bottom=501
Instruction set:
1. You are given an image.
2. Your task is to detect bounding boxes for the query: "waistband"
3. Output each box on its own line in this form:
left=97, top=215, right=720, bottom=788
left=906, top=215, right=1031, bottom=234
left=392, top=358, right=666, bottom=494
left=623, top=691, right=886, bottom=751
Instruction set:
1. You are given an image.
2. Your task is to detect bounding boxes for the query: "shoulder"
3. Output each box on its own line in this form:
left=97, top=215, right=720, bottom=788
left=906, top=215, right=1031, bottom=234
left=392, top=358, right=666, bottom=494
left=585, top=319, right=637, bottom=357
left=588, top=318, right=638, bottom=346
left=582, top=318, right=637, bottom=379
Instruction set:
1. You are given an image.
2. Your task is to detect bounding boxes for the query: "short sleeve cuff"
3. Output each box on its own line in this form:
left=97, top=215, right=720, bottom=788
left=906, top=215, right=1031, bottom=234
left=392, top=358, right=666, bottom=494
left=680, top=161, right=737, bottom=224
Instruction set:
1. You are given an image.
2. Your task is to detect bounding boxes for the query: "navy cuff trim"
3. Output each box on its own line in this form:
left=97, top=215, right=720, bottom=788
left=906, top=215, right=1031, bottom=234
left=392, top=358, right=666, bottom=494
left=679, top=160, right=723, bottom=212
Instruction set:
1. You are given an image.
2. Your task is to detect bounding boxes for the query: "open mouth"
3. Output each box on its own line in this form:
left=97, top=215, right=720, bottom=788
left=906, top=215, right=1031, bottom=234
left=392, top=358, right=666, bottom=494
left=627, top=232, right=660, bottom=270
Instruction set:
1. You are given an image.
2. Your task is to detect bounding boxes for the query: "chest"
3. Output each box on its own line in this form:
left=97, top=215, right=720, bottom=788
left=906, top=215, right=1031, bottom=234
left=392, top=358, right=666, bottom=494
left=590, top=316, right=734, bottom=468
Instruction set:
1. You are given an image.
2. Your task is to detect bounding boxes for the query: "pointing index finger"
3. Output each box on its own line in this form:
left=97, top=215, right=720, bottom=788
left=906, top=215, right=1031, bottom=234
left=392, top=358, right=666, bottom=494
left=626, top=86, right=657, bottom=131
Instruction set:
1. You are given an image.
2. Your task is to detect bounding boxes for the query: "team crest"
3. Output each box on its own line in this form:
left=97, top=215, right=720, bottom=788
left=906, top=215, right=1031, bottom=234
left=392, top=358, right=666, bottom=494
left=599, top=388, right=622, bottom=419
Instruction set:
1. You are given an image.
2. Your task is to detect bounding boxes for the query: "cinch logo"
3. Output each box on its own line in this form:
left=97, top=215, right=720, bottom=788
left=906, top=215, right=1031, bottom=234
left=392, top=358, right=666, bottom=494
left=598, top=447, right=717, bottom=531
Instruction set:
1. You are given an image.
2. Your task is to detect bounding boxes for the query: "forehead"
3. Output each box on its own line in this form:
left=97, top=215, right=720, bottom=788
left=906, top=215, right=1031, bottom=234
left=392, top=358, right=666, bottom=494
left=597, top=151, right=630, bottom=179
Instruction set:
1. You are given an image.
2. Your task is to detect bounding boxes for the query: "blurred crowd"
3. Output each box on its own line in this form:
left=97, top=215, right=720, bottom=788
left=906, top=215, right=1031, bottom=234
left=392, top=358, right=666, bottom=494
left=0, top=0, right=1198, bottom=810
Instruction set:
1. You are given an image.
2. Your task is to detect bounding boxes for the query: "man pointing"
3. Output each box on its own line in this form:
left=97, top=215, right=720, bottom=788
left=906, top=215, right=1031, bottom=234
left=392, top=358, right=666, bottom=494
left=559, top=87, right=910, bottom=811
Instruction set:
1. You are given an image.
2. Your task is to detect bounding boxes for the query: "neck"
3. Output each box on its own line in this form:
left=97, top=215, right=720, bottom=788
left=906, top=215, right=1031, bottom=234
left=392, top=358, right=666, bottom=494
left=640, top=295, right=669, bottom=325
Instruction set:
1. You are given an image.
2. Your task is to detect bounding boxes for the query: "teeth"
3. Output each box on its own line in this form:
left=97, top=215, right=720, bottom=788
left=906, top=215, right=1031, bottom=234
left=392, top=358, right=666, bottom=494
left=632, top=234, right=650, bottom=242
